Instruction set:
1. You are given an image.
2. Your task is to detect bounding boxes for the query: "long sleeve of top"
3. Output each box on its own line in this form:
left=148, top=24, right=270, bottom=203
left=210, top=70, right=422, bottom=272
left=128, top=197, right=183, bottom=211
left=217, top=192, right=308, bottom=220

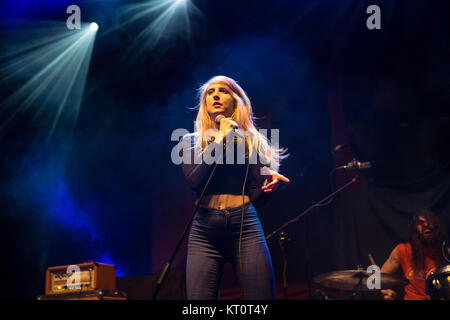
left=179, top=135, right=272, bottom=208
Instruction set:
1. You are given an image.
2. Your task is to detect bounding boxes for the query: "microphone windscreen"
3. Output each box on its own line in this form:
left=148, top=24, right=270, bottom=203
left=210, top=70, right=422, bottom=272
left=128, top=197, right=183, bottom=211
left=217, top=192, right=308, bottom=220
left=215, top=114, right=225, bottom=124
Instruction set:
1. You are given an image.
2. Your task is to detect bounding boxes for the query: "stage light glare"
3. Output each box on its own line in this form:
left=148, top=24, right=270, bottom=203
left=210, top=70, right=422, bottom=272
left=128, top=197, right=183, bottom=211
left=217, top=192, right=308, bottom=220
left=89, top=22, right=99, bottom=32
left=114, top=0, right=203, bottom=61
left=0, top=21, right=98, bottom=141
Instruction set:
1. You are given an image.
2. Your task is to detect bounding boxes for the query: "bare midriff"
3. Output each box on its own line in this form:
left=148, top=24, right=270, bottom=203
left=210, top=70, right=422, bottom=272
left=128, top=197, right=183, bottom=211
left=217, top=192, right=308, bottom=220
left=199, top=194, right=250, bottom=210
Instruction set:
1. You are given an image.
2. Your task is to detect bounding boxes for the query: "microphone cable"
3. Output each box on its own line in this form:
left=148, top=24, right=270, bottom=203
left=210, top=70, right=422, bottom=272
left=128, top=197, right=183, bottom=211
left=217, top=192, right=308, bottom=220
left=238, top=135, right=250, bottom=298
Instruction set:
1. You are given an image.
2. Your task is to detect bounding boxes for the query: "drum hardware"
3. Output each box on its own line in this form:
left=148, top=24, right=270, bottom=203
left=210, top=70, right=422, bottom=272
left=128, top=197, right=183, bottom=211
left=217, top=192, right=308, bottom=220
left=313, top=268, right=408, bottom=299
left=309, top=289, right=331, bottom=300
left=426, top=242, right=450, bottom=300
left=368, top=253, right=376, bottom=266
left=265, top=175, right=360, bottom=299
left=426, top=264, right=450, bottom=300
left=277, top=231, right=290, bottom=300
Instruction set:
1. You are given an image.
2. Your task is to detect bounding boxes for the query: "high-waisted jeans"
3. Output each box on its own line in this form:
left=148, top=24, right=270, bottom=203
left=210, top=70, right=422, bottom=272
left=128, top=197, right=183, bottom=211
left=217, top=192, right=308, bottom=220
left=186, top=203, right=275, bottom=300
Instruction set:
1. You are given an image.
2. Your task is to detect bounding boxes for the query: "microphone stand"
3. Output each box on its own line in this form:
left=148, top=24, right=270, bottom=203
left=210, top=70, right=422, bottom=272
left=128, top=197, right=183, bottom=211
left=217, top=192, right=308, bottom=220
left=277, top=231, right=290, bottom=300
left=265, top=175, right=359, bottom=299
left=152, top=161, right=219, bottom=300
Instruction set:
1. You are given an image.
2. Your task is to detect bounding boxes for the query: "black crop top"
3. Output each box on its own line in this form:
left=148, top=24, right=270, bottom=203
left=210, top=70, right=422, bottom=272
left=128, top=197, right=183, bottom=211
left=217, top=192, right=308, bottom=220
left=179, top=135, right=272, bottom=208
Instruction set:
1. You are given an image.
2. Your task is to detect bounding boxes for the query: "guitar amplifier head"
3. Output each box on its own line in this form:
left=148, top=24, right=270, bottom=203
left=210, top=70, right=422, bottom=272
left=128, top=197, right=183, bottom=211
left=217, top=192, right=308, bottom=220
left=45, top=262, right=116, bottom=295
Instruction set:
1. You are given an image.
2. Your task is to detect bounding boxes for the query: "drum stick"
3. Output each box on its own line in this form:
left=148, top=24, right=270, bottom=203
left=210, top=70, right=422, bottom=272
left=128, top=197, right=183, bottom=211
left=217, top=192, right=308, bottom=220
left=368, top=254, right=376, bottom=266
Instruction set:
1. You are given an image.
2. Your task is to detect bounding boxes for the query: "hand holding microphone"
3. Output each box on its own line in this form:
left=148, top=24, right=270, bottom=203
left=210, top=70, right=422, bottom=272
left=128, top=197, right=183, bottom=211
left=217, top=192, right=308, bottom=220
left=214, top=115, right=241, bottom=142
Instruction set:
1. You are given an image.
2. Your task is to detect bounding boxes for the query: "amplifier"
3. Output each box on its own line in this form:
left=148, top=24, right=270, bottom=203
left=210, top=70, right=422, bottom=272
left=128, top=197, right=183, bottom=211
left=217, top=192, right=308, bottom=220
left=37, top=289, right=126, bottom=300
left=44, top=262, right=117, bottom=295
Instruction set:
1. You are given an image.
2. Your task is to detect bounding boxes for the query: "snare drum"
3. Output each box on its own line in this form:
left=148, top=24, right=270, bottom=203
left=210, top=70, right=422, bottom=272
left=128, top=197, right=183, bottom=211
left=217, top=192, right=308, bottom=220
left=426, top=265, right=450, bottom=300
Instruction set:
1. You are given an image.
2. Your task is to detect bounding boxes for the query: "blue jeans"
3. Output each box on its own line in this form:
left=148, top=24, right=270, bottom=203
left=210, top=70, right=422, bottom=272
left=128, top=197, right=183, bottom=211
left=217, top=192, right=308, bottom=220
left=186, top=203, right=275, bottom=300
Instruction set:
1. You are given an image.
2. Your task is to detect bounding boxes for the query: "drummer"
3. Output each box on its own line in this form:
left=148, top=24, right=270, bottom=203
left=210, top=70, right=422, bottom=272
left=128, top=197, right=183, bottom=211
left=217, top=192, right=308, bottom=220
left=380, top=210, right=448, bottom=300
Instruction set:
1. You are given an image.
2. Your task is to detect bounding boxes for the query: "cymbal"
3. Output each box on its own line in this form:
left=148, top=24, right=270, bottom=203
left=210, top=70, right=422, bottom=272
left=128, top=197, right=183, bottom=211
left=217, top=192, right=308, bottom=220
left=313, top=270, right=408, bottom=291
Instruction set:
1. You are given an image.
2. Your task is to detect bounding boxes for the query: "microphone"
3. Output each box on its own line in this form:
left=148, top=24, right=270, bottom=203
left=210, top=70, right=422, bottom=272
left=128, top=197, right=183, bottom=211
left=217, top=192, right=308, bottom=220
left=215, top=115, right=238, bottom=129
left=214, top=115, right=246, bottom=143
left=332, top=142, right=349, bottom=154
left=341, top=158, right=372, bottom=170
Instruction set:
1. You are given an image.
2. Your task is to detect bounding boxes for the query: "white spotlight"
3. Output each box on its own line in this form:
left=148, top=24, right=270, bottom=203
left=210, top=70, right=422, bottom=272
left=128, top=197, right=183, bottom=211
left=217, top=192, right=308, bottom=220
left=89, top=22, right=99, bottom=32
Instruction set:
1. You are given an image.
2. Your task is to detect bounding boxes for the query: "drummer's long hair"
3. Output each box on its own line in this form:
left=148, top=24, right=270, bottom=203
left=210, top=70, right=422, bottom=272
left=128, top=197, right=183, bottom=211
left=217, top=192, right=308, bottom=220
left=409, top=210, right=447, bottom=274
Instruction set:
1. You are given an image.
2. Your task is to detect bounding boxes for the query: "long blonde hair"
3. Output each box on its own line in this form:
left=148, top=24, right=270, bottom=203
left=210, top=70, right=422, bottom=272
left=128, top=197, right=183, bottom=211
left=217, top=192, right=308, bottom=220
left=189, top=75, right=288, bottom=171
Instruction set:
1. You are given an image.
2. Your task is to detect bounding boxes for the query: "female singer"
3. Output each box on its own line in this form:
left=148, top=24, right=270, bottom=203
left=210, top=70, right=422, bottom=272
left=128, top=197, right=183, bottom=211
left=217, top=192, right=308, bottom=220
left=180, top=75, right=289, bottom=299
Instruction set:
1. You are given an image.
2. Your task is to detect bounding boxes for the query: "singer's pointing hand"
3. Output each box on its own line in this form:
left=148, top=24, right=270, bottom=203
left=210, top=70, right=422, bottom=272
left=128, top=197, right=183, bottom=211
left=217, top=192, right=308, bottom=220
left=261, top=167, right=290, bottom=193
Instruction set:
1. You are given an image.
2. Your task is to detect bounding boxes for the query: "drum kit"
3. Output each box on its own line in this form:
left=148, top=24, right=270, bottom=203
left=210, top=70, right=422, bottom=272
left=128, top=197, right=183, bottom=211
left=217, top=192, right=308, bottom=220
left=312, top=242, right=450, bottom=300
left=313, top=265, right=450, bottom=300
left=313, top=268, right=408, bottom=300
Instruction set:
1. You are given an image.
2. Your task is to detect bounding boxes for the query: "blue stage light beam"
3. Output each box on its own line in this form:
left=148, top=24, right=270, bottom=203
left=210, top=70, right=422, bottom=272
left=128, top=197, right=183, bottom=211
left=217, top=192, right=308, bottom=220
left=0, top=20, right=99, bottom=141
left=90, top=22, right=99, bottom=32
left=112, top=0, right=203, bottom=60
